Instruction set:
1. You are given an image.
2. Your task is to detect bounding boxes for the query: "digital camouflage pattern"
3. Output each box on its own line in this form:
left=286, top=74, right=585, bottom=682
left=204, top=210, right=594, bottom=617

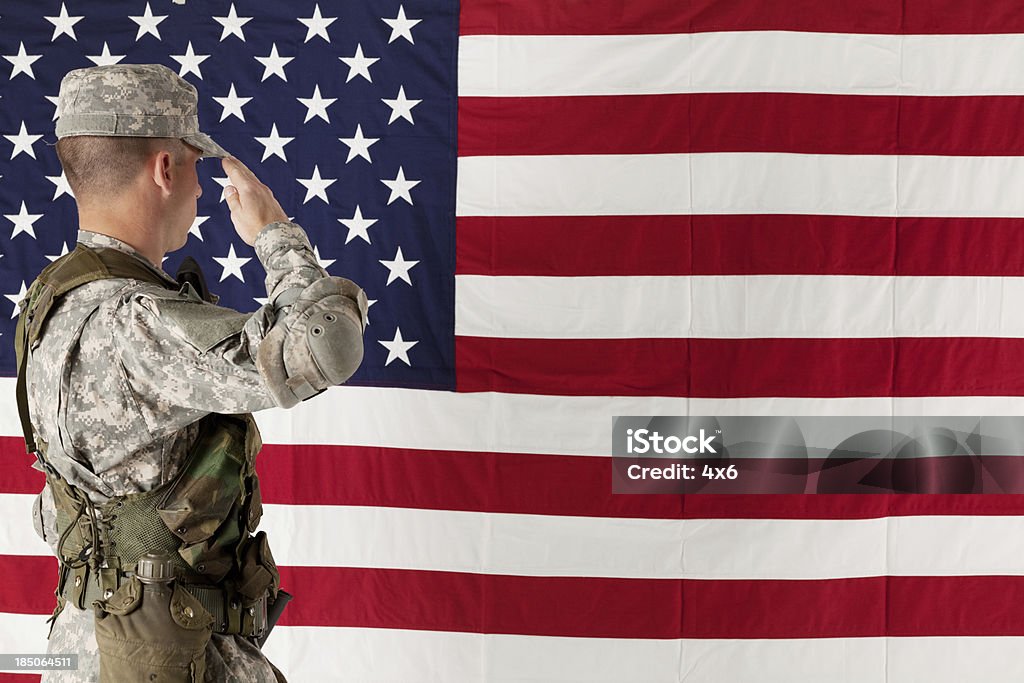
left=56, top=64, right=229, bottom=158
left=28, top=222, right=328, bottom=683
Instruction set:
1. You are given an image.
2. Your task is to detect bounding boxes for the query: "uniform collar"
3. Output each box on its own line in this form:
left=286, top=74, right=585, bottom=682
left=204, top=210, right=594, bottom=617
left=76, top=229, right=180, bottom=289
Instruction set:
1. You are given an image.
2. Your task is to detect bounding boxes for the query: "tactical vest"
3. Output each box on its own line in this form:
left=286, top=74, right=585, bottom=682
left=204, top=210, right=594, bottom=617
left=14, top=243, right=279, bottom=640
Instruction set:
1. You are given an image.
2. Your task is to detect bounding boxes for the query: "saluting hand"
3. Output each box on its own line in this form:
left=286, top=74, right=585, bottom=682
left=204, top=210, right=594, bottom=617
left=221, top=156, right=290, bottom=246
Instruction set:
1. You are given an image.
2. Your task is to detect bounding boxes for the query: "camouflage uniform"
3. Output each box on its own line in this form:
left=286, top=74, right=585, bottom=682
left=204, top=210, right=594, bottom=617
left=29, top=223, right=327, bottom=682
left=21, top=61, right=367, bottom=683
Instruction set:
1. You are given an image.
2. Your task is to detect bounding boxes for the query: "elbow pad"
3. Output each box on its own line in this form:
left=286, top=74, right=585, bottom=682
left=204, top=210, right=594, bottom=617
left=256, top=277, right=368, bottom=408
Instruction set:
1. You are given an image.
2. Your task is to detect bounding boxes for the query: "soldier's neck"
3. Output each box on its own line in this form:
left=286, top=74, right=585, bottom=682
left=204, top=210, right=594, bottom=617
left=77, top=202, right=167, bottom=269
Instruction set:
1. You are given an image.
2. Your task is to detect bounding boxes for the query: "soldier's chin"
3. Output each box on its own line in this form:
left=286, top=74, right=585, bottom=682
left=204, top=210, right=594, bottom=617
left=171, top=228, right=189, bottom=252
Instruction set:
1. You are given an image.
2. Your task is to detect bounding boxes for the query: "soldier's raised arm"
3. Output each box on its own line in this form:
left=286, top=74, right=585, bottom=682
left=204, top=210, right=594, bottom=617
left=111, top=158, right=367, bottom=434
left=220, top=154, right=368, bottom=408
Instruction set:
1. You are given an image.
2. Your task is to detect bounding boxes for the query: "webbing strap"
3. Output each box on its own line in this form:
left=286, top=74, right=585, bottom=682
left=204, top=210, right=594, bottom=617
left=14, top=244, right=179, bottom=454
left=60, top=574, right=269, bottom=637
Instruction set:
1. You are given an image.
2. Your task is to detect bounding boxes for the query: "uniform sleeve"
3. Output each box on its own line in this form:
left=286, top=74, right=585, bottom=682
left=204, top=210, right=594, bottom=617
left=111, top=221, right=330, bottom=439
left=31, top=486, right=59, bottom=554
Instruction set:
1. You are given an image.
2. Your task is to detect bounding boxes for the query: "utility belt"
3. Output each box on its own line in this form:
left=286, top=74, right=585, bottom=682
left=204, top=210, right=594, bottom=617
left=57, top=562, right=270, bottom=639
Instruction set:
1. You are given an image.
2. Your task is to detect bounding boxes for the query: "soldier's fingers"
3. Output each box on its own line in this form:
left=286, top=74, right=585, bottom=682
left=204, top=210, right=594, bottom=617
left=221, top=157, right=257, bottom=188
left=224, top=156, right=261, bottom=184
left=220, top=158, right=246, bottom=186
left=224, top=184, right=241, bottom=211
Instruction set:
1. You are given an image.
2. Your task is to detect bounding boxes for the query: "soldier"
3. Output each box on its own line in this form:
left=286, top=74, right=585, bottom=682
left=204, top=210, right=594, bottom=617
left=15, top=64, right=368, bottom=682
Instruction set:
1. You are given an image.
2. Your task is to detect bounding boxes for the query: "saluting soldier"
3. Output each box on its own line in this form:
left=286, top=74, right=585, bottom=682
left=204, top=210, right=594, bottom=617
left=16, top=64, right=367, bottom=682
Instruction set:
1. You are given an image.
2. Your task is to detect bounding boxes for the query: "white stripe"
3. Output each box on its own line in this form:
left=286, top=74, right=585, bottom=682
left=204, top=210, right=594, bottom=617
left=2, top=614, right=1023, bottom=683
left=6, top=494, right=1024, bottom=580
left=459, top=32, right=1024, bottom=97
left=456, top=275, right=690, bottom=338
left=0, top=612, right=53, bottom=657
left=457, top=153, right=1024, bottom=218
left=2, top=380, right=1024, bottom=455
left=456, top=274, right=1024, bottom=339
left=263, top=627, right=883, bottom=683
left=0, top=495, right=49, bottom=557
left=189, top=506, right=1024, bottom=580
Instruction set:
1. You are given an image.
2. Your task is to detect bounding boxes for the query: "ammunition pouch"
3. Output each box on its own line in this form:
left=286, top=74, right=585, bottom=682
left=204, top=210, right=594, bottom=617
left=93, top=576, right=213, bottom=683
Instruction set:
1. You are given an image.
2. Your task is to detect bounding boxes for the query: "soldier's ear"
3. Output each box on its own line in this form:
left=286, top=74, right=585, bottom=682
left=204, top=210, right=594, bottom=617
left=149, top=149, right=175, bottom=197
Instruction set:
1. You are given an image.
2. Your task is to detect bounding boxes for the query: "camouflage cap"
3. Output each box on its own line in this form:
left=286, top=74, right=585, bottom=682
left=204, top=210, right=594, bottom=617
left=55, top=63, right=230, bottom=158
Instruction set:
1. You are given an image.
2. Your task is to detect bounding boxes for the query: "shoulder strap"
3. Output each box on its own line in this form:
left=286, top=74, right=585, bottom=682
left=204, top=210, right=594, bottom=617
left=14, top=244, right=179, bottom=454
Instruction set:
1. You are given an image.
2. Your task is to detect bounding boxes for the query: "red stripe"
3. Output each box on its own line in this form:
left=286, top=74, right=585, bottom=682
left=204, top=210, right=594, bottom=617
left=459, top=0, right=1024, bottom=35
left=0, top=556, right=56, bottom=614
left=456, top=216, right=694, bottom=277
left=9, top=442, right=1024, bottom=518
left=457, top=215, right=1024, bottom=277
left=258, top=449, right=1024, bottom=511
left=456, top=336, right=688, bottom=396
left=274, top=572, right=1024, bottom=637
left=0, top=439, right=39, bottom=495
left=456, top=336, right=1024, bottom=398
left=4, top=557, right=1024, bottom=639
left=459, top=94, right=1024, bottom=157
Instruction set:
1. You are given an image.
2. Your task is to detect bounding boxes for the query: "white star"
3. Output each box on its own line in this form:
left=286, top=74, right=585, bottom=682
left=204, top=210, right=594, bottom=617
left=297, top=165, right=336, bottom=204
left=339, top=124, right=378, bottom=164
left=381, top=166, right=420, bottom=205
left=189, top=215, right=209, bottom=240
left=298, top=4, right=337, bottom=43
left=255, top=43, right=293, bottom=82
left=5, top=282, right=27, bottom=320
left=212, top=84, right=252, bottom=122
left=253, top=296, right=269, bottom=306
left=45, top=4, right=84, bottom=42
left=379, top=327, right=418, bottom=366
left=382, top=86, right=421, bottom=125
left=5, top=202, right=43, bottom=239
left=296, top=84, right=336, bottom=123
left=254, top=124, right=293, bottom=162
left=4, top=43, right=42, bottom=79
left=382, top=6, right=421, bottom=44
left=213, top=244, right=251, bottom=282
left=129, top=3, right=167, bottom=41
left=364, top=298, right=377, bottom=326
left=312, top=245, right=335, bottom=271
left=5, top=122, right=42, bottom=159
left=213, top=3, right=252, bottom=42
left=378, top=246, right=419, bottom=286
left=86, top=42, right=125, bottom=66
left=339, top=44, right=378, bottom=83
left=45, top=95, right=60, bottom=120
left=211, top=176, right=232, bottom=201
left=170, top=41, right=210, bottom=79
left=45, top=243, right=71, bottom=262
left=45, top=171, right=74, bottom=200
left=338, top=205, right=377, bottom=244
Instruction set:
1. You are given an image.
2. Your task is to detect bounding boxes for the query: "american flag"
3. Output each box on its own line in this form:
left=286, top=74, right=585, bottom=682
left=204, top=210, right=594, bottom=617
left=4, top=0, right=1024, bottom=681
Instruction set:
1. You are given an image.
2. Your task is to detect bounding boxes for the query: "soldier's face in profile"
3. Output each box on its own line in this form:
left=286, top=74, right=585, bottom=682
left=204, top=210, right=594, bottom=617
left=168, top=144, right=203, bottom=249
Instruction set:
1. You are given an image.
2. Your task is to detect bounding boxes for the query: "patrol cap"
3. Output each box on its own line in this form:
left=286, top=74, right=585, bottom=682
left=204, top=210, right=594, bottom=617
left=55, top=63, right=230, bottom=158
